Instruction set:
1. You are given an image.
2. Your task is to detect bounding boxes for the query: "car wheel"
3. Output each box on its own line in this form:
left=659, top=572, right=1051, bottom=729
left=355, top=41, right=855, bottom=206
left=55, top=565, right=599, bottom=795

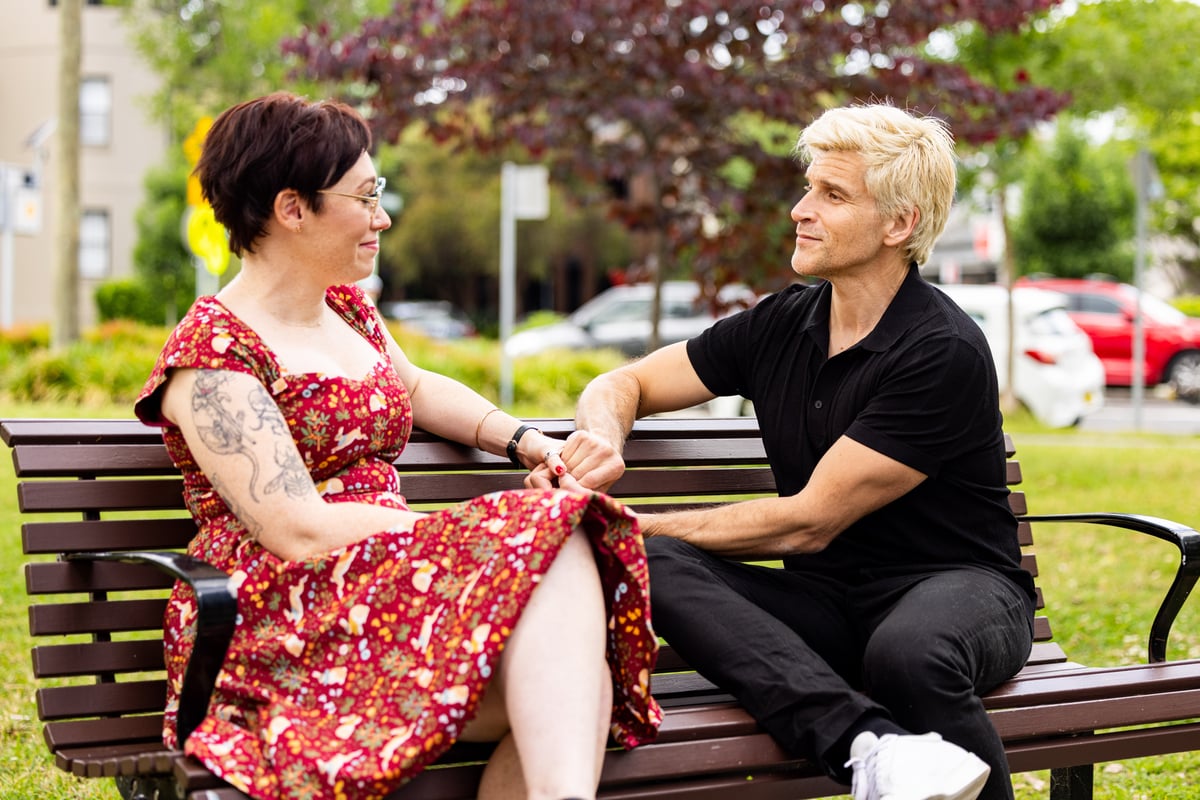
left=1167, top=350, right=1200, bottom=404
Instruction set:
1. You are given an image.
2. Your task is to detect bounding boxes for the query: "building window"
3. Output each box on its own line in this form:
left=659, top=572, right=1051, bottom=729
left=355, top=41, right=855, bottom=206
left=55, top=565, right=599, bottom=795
left=79, top=210, right=111, bottom=279
left=80, top=77, right=112, bottom=147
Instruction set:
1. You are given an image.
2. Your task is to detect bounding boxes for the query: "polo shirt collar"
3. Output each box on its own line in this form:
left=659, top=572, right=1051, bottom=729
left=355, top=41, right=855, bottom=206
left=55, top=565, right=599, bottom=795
left=805, top=264, right=930, bottom=355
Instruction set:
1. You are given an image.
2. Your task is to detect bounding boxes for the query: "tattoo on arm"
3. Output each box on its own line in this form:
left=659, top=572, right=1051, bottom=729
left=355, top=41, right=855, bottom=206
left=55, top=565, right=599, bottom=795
left=209, top=472, right=263, bottom=540
left=190, top=371, right=263, bottom=500
left=263, top=441, right=312, bottom=499
left=247, top=383, right=290, bottom=437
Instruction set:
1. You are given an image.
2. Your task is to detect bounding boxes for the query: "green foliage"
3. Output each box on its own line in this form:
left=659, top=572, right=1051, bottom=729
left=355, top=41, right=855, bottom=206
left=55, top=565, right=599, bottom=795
left=121, top=0, right=394, bottom=142
left=1011, top=124, right=1136, bottom=280
left=94, top=279, right=166, bottom=326
left=0, top=322, right=168, bottom=406
left=378, top=135, right=630, bottom=318
left=1171, top=295, right=1200, bottom=318
left=293, top=2, right=1066, bottom=294
left=1011, top=0, right=1200, bottom=282
left=129, top=158, right=197, bottom=324
left=514, top=310, right=567, bottom=332
left=383, top=321, right=624, bottom=417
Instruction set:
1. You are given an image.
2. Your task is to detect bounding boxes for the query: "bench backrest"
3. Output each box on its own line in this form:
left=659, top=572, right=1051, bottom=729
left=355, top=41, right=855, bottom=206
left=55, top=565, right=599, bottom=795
left=0, top=417, right=1056, bottom=771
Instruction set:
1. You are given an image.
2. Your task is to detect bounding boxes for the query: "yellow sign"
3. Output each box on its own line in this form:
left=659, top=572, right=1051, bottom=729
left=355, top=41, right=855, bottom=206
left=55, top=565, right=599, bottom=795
left=184, top=116, right=213, bottom=207
left=185, top=204, right=230, bottom=276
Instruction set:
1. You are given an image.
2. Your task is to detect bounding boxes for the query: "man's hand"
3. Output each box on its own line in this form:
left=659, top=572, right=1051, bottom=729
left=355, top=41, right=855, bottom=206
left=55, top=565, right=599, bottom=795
left=525, top=429, right=626, bottom=492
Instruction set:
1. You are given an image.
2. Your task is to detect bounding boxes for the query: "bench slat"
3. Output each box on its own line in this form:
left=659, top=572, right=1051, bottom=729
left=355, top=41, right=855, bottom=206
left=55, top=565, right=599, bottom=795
left=12, top=443, right=178, bottom=476
left=43, top=714, right=165, bottom=750
left=23, top=518, right=197, bottom=555
left=992, top=687, right=1200, bottom=740
left=18, top=479, right=186, bottom=513
left=38, top=680, right=167, bottom=721
left=26, top=560, right=176, bottom=594
left=54, top=741, right=176, bottom=779
left=32, top=640, right=165, bottom=678
left=986, top=659, right=1200, bottom=708
left=28, top=598, right=167, bottom=636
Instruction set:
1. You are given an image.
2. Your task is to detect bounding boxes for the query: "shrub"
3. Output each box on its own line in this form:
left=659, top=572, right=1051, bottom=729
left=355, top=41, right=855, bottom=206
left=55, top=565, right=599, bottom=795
left=2, top=321, right=168, bottom=406
left=0, top=319, right=626, bottom=417
left=94, top=279, right=171, bottom=325
left=1171, top=295, right=1200, bottom=318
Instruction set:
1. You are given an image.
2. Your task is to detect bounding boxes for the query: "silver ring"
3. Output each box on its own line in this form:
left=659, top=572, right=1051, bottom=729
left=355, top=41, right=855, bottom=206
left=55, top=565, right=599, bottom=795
left=543, top=449, right=557, bottom=462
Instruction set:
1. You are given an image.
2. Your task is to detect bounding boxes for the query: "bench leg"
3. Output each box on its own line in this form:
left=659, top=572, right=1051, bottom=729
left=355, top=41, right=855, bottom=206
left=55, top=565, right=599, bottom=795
left=1049, top=765, right=1093, bottom=800
left=116, top=774, right=185, bottom=800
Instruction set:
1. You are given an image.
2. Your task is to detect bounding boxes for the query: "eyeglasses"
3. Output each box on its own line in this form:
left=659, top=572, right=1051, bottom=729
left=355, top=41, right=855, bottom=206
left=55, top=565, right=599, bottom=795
left=317, top=176, right=386, bottom=214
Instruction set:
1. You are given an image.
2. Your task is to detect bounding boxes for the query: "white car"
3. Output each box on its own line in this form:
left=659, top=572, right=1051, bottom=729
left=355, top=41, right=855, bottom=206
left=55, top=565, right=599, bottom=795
left=504, top=280, right=755, bottom=358
left=936, top=283, right=1105, bottom=428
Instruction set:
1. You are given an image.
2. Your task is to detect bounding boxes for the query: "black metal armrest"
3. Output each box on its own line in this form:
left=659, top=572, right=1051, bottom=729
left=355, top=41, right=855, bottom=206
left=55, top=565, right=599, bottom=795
left=1020, top=512, right=1200, bottom=663
left=64, top=550, right=236, bottom=745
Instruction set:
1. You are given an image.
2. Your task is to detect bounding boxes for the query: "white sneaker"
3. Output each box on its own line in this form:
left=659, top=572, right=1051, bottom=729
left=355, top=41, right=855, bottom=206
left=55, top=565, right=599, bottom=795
left=844, top=731, right=990, bottom=800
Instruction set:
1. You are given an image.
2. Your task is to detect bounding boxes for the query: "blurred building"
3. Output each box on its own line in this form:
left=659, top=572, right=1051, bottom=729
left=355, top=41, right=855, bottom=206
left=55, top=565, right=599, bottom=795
left=923, top=201, right=1005, bottom=286
left=0, top=1, right=165, bottom=328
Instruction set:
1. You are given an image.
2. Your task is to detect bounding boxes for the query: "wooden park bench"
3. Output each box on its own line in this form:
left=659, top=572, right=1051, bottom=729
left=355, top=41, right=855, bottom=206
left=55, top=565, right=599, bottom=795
left=3, top=416, right=1200, bottom=800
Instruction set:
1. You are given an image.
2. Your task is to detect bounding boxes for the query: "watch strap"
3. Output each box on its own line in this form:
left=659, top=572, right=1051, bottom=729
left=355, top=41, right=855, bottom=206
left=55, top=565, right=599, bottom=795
left=506, top=424, right=539, bottom=467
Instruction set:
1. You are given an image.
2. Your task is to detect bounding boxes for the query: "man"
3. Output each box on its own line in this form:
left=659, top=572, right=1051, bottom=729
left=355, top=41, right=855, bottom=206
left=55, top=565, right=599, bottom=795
left=531, top=104, right=1036, bottom=800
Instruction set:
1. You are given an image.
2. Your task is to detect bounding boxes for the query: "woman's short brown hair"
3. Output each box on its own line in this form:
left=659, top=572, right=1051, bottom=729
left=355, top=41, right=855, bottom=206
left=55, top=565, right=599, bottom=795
left=195, top=92, right=372, bottom=256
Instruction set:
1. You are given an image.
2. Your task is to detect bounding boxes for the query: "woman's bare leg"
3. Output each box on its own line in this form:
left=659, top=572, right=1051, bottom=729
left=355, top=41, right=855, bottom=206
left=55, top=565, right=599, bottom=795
left=465, top=528, right=611, bottom=800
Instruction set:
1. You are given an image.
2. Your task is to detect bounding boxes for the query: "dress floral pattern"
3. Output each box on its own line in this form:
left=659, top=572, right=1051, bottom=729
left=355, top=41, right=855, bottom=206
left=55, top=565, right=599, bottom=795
left=134, top=285, right=662, bottom=800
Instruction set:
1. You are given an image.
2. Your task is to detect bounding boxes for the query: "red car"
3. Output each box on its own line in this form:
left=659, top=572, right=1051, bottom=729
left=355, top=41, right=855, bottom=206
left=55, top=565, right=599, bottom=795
left=1015, top=276, right=1200, bottom=403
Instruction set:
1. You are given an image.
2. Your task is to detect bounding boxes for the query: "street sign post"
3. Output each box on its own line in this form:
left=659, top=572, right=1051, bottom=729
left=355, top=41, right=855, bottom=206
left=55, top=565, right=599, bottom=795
left=499, top=163, right=549, bottom=408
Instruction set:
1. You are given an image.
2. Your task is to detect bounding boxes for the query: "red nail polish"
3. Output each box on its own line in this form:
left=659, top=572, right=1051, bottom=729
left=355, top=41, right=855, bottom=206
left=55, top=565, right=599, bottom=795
left=555, top=465, right=565, bottom=476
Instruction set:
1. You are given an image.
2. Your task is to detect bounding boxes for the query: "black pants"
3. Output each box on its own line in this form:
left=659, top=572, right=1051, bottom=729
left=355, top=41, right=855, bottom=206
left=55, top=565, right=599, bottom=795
left=646, top=537, right=1033, bottom=800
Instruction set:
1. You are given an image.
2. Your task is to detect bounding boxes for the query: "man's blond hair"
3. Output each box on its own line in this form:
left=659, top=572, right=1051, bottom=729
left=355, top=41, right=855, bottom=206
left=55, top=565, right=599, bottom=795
left=795, top=104, right=956, bottom=266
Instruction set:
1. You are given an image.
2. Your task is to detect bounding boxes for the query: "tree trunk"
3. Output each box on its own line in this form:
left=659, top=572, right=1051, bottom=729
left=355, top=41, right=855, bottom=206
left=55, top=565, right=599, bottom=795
left=997, top=189, right=1020, bottom=417
left=53, top=0, right=82, bottom=349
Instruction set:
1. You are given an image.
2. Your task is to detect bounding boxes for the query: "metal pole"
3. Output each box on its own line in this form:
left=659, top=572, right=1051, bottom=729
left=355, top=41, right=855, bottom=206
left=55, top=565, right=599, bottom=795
left=1131, top=149, right=1149, bottom=431
left=499, top=162, right=516, bottom=409
left=1, top=164, right=13, bottom=329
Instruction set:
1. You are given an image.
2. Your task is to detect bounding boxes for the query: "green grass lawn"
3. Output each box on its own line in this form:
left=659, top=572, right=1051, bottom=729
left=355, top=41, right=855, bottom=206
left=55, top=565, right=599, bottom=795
left=0, top=402, right=1198, bottom=798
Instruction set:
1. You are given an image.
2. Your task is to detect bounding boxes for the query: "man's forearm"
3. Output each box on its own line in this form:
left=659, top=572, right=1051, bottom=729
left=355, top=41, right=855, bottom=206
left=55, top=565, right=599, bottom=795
left=639, top=495, right=835, bottom=559
left=575, top=370, right=642, bottom=451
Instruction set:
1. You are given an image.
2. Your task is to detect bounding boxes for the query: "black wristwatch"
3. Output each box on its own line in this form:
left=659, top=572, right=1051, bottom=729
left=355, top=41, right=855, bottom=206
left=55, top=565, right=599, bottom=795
left=506, top=424, right=540, bottom=467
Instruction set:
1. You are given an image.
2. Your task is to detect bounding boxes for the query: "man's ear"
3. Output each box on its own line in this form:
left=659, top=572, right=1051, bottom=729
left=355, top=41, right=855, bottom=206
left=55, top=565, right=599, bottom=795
left=274, top=188, right=305, bottom=233
left=883, top=206, right=919, bottom=249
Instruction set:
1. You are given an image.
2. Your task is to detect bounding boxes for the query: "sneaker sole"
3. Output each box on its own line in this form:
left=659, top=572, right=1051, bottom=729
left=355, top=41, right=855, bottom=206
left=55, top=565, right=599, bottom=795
left=889, top=758, right=989, bottom=800
left=923, top=760, right=990, bottom=800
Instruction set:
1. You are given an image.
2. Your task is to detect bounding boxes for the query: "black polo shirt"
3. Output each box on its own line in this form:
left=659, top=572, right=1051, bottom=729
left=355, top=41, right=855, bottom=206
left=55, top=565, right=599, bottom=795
left=687, top=267, right=1035, bottom=603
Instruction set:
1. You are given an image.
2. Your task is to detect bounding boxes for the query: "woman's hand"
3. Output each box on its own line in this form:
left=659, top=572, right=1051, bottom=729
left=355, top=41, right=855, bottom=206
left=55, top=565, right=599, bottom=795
left=525, top=430, right=625, bottom=493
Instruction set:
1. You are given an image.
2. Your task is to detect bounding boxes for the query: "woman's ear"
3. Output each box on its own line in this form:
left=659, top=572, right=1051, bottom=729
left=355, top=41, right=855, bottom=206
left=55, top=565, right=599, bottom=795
left=883, top=206, right=919, bottom=249
left=274, top=188, right=305, bottom=234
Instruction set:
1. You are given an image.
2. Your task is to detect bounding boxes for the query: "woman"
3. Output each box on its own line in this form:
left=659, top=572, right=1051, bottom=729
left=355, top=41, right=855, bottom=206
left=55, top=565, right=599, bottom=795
left=134, top=92, right=661, bottom=800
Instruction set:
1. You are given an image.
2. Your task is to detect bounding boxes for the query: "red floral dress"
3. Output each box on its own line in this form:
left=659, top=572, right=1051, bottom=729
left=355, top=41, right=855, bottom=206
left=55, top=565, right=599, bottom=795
left=134, top=285, right=662, bottom=800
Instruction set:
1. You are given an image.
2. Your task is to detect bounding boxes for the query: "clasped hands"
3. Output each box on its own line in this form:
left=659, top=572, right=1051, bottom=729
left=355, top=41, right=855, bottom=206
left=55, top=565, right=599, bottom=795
left=525, top=429, right=624, bottom=494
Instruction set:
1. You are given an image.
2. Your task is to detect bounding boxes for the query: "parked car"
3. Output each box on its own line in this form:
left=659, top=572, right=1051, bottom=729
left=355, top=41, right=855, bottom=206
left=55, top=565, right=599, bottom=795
left=379, top=300, right=476, bottom=339
left=1015, top=276, right=1200, bottom=404
left=503, top=281, right=756, bottom=358
left=936, top=283, right=1105, bottom=428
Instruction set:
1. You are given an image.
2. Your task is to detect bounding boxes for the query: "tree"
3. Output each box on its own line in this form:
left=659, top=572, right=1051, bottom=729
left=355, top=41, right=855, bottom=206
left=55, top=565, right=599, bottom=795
left=378, top=132, right=632, bottom=320
left=130, top=159, right=196, bottom=324
left=116, top=0, right=394, bottom=315
left=122, top=0, right=393, bottom=141
left=54, top=0, right=82, bottom=347
left=1011, top=124, right=1135, bottom=280
left=289, top=0, right=1068, bottom=344
left=975, top=0, right=1200, bottom=286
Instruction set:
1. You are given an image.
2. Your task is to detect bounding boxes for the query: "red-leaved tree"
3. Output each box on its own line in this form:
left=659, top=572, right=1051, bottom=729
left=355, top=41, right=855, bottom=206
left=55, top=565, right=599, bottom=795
left=287, top=0, right=1067, bottom=339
